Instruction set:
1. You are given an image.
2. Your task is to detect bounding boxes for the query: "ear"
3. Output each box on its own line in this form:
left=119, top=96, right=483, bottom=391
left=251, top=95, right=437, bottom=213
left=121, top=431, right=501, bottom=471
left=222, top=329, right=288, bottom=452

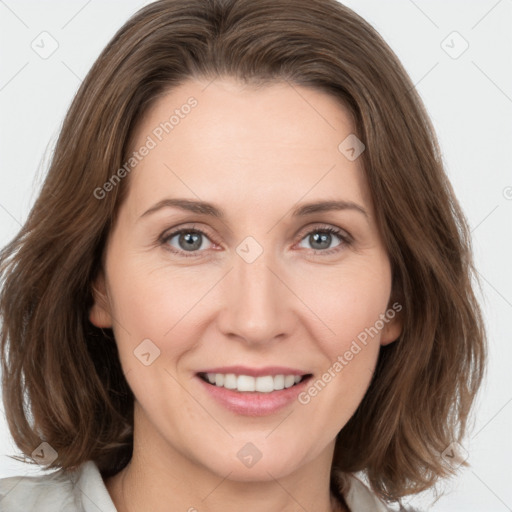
left=89, top=269, right=113, bottom=328
left=380, top=300, right=403, bottom=346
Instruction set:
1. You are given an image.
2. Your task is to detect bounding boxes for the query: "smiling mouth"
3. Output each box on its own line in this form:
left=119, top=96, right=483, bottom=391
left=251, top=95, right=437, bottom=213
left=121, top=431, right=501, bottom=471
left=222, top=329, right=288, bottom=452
left=197, top=372, right=313, bottom=393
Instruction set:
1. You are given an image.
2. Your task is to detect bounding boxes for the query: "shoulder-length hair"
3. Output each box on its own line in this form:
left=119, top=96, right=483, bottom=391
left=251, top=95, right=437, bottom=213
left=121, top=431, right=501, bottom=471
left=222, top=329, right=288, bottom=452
left=0, top=0, right=486, bottom=504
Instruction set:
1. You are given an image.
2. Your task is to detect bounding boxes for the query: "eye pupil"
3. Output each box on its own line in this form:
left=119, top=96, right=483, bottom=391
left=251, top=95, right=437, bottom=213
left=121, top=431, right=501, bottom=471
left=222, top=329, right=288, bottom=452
left=310, top=232, right=331, bottom=250
left=180, top=232, right=202, bottom=251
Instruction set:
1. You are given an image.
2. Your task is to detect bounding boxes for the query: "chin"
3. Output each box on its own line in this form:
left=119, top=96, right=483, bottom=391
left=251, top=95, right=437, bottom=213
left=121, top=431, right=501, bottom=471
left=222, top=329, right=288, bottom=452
left=195, top=443, right=311, bottom=483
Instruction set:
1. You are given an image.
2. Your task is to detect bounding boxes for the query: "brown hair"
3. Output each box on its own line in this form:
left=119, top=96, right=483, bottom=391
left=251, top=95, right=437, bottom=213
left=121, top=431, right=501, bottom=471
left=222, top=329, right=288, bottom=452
left=0, top=0, right=486, bottom=505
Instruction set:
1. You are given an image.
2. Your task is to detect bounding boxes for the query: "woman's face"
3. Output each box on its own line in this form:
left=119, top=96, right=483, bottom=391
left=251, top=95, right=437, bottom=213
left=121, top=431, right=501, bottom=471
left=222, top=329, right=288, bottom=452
left=90, top=77, right=402, bottom=481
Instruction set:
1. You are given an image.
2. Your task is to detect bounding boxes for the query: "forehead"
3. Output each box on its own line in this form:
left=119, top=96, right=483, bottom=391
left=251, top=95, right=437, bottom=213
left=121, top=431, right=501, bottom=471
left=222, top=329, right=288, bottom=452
left=122, top=77, right=371, bottom=219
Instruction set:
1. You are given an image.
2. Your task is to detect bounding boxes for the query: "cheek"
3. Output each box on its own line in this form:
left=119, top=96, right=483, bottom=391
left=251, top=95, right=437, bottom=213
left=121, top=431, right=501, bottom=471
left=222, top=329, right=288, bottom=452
left=291, top=259, right=391, bottom=412
left=295, top=269, right=391, bottom=434
left=105, top=253, right=220, bottom=365
left=295, top=257, right=392, bottom=351
left=104, top=258, right=205, bottom=406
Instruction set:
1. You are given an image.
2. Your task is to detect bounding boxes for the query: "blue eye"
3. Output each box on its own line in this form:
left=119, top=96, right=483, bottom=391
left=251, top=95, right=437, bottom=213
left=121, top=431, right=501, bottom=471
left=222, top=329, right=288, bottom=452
left=162, top=228, right=214, bottom=257
left=297, top=226, right=349, bottom=254
left=160, top=224, right=351, bottom=258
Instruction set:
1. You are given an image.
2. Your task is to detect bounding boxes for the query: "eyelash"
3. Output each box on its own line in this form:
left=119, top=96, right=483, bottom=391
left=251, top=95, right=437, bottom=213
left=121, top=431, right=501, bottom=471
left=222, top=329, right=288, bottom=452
left=159, top=224, right=353, bottom=259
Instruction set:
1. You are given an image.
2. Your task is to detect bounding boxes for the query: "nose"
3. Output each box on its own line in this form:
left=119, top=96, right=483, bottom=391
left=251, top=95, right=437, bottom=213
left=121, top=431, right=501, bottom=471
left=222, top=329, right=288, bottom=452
left=216, top=242, right=295, bottom=347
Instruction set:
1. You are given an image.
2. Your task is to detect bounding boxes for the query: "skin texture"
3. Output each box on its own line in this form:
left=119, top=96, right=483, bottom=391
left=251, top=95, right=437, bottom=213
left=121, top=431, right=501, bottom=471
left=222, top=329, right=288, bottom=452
left=89, top=77, right=402, bottom=512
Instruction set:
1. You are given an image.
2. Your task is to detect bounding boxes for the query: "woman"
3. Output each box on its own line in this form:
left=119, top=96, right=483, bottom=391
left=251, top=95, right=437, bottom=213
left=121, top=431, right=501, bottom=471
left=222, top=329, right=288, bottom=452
left=0, top=0, right=486, bottom=511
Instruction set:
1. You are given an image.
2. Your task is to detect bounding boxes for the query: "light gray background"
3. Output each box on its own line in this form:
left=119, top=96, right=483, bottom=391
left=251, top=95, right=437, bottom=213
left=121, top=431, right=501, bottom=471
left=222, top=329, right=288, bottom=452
left=0, top=1, right=511, bottom=510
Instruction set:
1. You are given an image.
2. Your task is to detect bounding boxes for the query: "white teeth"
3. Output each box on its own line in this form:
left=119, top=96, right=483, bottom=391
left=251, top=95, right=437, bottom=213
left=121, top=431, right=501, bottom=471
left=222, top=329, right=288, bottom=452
left=273, top=374, right=285, bottom=390
left=255, top=376, right=274, bottom=393
left=203, top=373, right=305, bottom=392
left=224, top=373, right=237, bottom=389
left=284, top=375, right=295, bottom=388
left=237, top=375, right=255, bottom=392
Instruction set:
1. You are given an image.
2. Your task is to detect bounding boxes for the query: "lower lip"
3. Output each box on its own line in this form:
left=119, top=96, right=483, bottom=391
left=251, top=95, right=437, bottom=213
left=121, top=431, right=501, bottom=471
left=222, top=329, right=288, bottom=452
left=196, top=375, right=312, bottom=416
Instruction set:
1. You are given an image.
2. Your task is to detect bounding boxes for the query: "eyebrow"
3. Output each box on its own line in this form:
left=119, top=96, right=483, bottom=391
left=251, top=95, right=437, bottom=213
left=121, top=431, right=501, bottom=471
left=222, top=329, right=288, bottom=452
left=140, top=198, right=368, bottom=220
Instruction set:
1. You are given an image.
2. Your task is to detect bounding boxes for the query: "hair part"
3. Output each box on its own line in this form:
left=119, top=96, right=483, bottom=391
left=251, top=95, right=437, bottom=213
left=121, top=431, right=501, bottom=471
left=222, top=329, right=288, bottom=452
left=0, top=0, right=486, bottom=505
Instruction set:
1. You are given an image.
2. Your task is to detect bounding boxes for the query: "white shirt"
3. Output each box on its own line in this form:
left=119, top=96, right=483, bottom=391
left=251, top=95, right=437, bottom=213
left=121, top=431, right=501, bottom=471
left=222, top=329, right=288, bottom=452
left=0, top=460, right=397, bottom=511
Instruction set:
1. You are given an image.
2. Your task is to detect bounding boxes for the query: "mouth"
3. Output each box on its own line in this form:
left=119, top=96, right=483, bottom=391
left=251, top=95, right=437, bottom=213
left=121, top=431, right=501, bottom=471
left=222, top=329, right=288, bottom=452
left=194, top=366, right=314, bottom=416
left=197, top=371, right=313, bottom=393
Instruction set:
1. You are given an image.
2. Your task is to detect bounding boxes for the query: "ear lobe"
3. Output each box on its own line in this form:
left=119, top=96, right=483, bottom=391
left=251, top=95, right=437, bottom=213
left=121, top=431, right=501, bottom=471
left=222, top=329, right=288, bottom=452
left=380, top=302, right=403, bottom=346
left=89, top=271, right=113, bottom=328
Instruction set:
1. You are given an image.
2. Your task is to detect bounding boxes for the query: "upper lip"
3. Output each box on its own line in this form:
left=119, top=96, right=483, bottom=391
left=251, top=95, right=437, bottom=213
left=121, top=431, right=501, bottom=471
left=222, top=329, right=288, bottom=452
left=196, top=366, right=311, bottom=377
